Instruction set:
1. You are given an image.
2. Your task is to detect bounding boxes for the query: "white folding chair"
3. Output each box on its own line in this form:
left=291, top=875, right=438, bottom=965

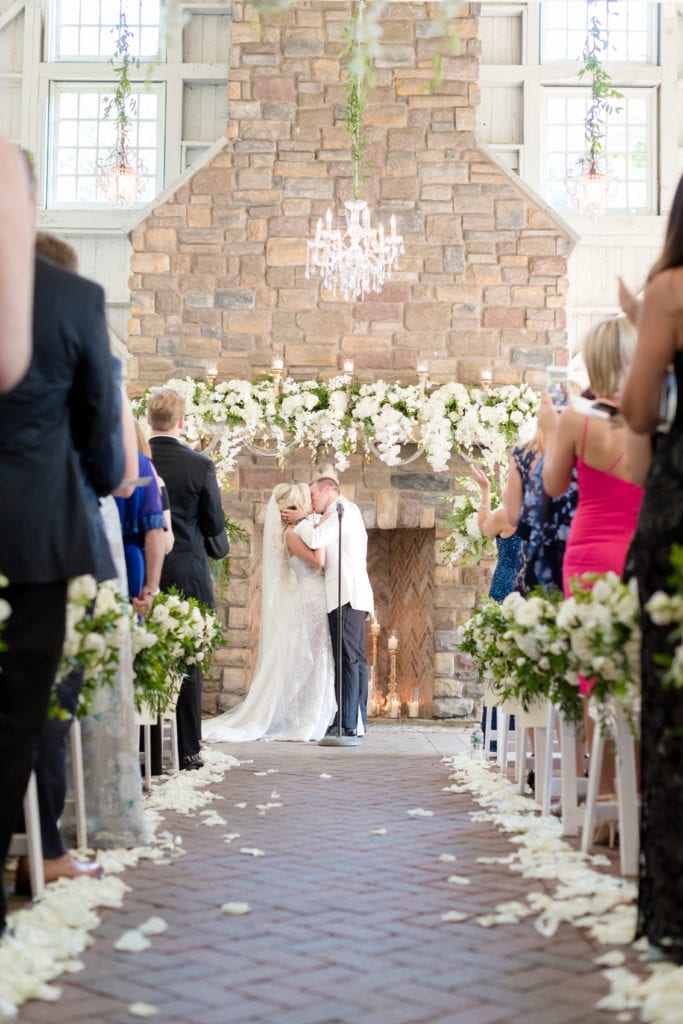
left=8, top=772, right=44, bottom=901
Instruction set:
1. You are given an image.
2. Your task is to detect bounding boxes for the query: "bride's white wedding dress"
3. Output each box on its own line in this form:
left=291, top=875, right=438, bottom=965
left=204, top=498, right=336, bottom=743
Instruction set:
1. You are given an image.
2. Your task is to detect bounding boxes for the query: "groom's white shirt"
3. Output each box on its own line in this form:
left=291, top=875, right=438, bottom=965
left=294, top=496, right=374, bottom=615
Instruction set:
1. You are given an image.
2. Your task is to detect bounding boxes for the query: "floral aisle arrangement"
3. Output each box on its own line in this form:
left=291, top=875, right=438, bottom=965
left=52, top=575, right=129, bottom=719
left=131, top=589, right=224, bottom=715
left=643, top=543, right=683, bottom=689
left=458, top=573, right=641, bottom=730
left=136, top=376, right=538, bottom=482
left=458, top=589, right=584, bottom=725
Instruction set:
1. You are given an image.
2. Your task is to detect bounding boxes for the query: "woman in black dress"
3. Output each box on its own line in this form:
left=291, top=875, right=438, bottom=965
left=622, top=174, right=683, bottom=961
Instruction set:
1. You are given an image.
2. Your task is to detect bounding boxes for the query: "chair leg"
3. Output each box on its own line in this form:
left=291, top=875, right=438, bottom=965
left=581, top=716, right=605, bottom=853
left=142, top=723, right=152, bottom=792
left=69, top=718, right=88, bottom=851
left=516, top=724, right=527, bottom=791
left=534, top=726, right=548, bottom=809
left=540, top=704, right=556, bottom=816
left=614, top=705, right=639, bottom=877
left=483, top=703, right=493, bottom=759
left=170, top=715, right=179, bottom=773
left=23, top=772, right=44, bottom=902
left=560, top=717, right=580, bottom=837
left=497, top=711, right=509, bottom=769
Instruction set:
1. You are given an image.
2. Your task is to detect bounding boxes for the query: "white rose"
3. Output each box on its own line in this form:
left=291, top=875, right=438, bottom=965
left=0, top=598, right=10, bottom=623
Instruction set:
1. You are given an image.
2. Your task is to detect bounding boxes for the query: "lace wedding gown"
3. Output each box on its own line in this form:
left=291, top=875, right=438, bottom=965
left=204, top=552, right=336, bottom=743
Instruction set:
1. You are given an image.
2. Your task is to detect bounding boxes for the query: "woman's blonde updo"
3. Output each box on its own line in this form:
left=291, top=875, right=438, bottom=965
left=273, top=482, right=310, bottom=517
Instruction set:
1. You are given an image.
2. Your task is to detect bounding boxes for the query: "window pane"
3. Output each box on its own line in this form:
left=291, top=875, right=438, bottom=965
left=53, top=0, right=160, bottom=59
left=541, top=1, right=651, bottom=63
left=48, top=82, right=163, bottom=209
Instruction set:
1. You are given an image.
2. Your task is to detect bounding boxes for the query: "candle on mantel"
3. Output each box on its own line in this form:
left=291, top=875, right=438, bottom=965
left=272, top=357, right=284, bottom=372
left=417, top=361, right=428, bottom=375
left=343, top=359, right=354, bottom=374
left=480, top=369, right=493, bottom=387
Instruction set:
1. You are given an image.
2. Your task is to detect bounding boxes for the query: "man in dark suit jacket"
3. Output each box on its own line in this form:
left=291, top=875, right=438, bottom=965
left=0, top=253, right=117, bottom=933
left=148, top=387, right=228, bottom=770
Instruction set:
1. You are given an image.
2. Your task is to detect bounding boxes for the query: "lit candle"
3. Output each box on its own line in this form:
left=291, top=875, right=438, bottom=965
left=409, top=700, right=419, bottom=718
left=325, top=208, right=332, bottom=230
left=389, top=695, right=400, bottom=719
left=378, top=222, right=384, bottom=245
left=480, top=369, right=493, bottom=385
left=315, top=218, right=322, bottom=241
left=343, top=359, right=354, bottom=374
left=387, top=631, right=399, bottom=652
left=272, top=357, right=284, bottom=372
left=369, top=615, right=381, bottom=636
left=390, top=213, right=396, bottom=237
left=206, top=365, right=217, bottom=377
left=417, top=361, right=428, bottom=375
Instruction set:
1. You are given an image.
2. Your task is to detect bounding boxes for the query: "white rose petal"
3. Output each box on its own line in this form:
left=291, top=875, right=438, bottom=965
left=369, top=828, right=388, bottom=835
left=127, top=1003, right=160, bottom=1018
left=221, top=902, right=251, bottom=916
left=438, top=853, right=457, bottom=862
left=319, top=773, right=332, bottom=779
left=139, top=917, right=168, bottom=936
left=441, top=911, right=469, bottom=922
left=447, top=875, right=471, bottom=886
left=239, top=847, right=265, bottom=857
left=406, top=808, right=434, bottom=817
left=114, top=930, right=151, bottom=953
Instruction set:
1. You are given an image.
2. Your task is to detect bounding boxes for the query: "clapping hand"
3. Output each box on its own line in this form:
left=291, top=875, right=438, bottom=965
left=469, top=464, right=489, bottom=492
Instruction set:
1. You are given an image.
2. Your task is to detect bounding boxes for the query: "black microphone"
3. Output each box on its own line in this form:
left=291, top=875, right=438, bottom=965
left=336, top=500, right=344, bottom=519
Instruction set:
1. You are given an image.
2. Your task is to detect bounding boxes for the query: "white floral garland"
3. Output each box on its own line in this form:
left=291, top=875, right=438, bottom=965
left=138, top=376, right=538, bottom=484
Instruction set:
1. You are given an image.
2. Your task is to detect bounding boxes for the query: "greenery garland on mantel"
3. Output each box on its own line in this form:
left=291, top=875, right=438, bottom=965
left=138, top=375, right=539, bottom=484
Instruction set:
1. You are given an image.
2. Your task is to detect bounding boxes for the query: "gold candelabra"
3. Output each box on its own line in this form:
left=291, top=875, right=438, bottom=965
left=384, top=629, right=400, bottom=718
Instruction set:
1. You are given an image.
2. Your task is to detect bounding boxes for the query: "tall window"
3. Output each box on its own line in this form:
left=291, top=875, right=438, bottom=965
left=541, top=2, right=654, bottom=64
left=544, top=88, right=653, bottom=214
left=52, top=0, right=161, bottom=61
left=48, top=83, right=163, bottom=207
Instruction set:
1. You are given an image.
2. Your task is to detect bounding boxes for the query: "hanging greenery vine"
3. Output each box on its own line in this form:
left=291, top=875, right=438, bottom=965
left=576, top=0, right=622, bottom=172
left=342, top=2, right=372, bottom=200
left=103, top=11, right=140, bottom=148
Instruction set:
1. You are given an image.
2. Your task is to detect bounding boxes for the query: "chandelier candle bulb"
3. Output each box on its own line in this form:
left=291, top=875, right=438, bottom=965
left=390, top=214, right=396, bottom=236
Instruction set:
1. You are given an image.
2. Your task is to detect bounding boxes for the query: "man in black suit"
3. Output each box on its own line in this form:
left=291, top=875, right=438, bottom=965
left=148, top=387, right=228, bottom=770
left=0, top=252, right=117, bottom=934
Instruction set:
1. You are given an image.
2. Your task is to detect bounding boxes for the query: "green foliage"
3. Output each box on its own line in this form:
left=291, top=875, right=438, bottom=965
left=103, top=12, right=140, bottom=138
left=210, top=515, right=251, bottom=599
left=576, top=1, right=622, bottom=164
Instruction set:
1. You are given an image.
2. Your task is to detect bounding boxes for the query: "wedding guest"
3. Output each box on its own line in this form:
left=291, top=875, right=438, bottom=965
left=0, top=228, right=116, bottom=928
left=13, top=232, right=126, bottom=892
left=0, top=137, right=32, bottom=391
left=541, top=317, right=647, bottom=814
left=470, top=464, right=519, bottom=751
left=204, top=482, right=335, bottom=742
left=621, top=173, right=683, bottom=961
left=148, top=388, right=229, bottom=770
left=282, top=465, right=374, bottom=738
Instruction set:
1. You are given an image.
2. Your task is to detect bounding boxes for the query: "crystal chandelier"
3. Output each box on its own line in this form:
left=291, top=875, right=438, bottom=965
left=305, top=0, right=404, bottom=300
left=306, top=201, right=404, bottom=301
left=566, top=156, right=613, bottom=220
left=96, top=138, right=147, bottom=207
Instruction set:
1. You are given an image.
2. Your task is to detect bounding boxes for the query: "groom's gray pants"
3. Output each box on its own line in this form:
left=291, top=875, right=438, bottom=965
left=328, top=604, right=368, bottom=732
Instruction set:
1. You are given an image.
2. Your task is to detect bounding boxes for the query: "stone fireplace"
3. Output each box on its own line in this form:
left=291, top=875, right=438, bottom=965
left=126, top=0, right=575, bottom=719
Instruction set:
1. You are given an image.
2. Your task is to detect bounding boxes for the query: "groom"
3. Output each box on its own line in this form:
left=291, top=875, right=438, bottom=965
left=283, top=467, right=374, bottom=737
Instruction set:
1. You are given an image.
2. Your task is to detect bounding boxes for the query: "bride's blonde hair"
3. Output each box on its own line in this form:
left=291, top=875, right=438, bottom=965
left=268, top=483, right=311, bottom=590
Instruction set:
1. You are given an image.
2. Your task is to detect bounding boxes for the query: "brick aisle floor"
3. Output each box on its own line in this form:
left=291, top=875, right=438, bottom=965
left=11, top=725, right=638, bottom=1024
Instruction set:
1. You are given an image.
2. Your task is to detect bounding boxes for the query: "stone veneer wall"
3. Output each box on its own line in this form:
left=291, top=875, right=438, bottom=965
left=127, top=0, right=574, bottom=717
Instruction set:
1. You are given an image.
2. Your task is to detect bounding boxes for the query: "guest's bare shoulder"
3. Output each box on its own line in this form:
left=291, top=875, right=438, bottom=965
left=646, top=267, right=683, bottom=316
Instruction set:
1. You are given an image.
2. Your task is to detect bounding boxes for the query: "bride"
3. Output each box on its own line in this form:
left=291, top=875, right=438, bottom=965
left=203, top=482, right=336, bottom=742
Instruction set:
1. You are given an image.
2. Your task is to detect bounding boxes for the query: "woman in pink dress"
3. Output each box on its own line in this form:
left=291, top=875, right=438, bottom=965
left=540, top=316, right=649, bottom=811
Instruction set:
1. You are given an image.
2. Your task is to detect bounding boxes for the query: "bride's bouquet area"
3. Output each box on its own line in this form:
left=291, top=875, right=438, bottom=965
left=458, top=572, right=641, bottom=733
left=131, top=589, right=224, bottom=715
left=136, top=375, right=538, bottom=481
left=52, top=575, right=130, bottom=719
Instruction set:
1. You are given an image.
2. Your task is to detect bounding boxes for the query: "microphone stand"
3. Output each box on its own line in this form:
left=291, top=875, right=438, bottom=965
left=319, top=500, right=359, bottom=747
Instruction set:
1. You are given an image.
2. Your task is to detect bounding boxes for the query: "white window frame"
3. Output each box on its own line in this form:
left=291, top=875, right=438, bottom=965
left=541, top=84, right=657, bottom=216
left=46, top=80, right=166, bottom=210
left=49, top=0, right=164, bottom=63
left=539, top=1, right=658, bottom=66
